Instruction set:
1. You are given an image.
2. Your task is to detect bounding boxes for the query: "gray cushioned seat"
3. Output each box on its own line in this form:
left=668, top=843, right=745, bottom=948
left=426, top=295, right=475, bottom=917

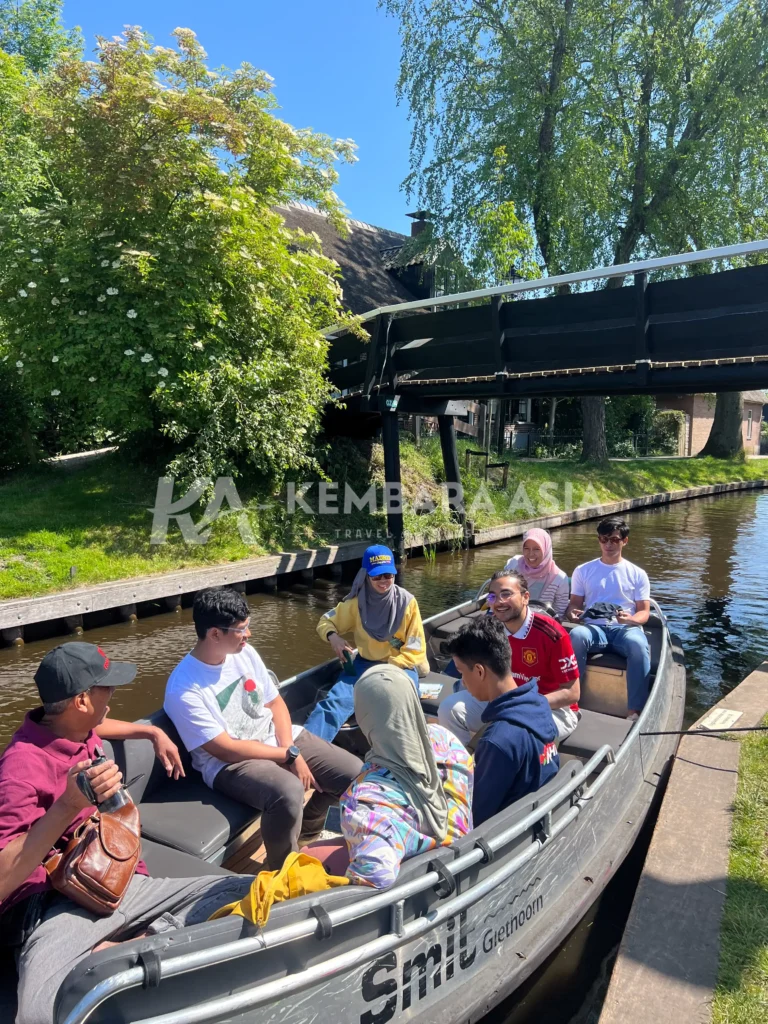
left=586, top=650, right=628, bottom=671
left=433, top=616, right=475, bottom=639
left=140, top=837, right=235, bottom=878
left=558, top=708, right=632, bottom=760
left=139, top=780, right=255, bottom=861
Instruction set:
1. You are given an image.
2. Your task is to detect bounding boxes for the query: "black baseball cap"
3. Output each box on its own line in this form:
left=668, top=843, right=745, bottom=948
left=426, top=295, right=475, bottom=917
left=34, top=642, right=137, bottom=704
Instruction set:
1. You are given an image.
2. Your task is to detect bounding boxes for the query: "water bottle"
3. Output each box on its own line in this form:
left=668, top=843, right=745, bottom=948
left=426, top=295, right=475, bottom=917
left=76, top=746, right=132, bottom=813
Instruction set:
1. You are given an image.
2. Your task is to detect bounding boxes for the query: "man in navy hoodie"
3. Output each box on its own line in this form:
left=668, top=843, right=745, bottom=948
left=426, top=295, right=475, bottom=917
left=446, top=616, right=559, bottom=825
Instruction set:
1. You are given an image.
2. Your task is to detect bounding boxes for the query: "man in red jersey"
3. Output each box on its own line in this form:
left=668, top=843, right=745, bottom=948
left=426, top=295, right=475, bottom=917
left=438, top=569, right=580, bottom=746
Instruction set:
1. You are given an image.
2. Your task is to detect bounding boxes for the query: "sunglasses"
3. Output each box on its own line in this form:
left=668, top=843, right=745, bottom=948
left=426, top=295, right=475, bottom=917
left=598, top=536, right=623, bottom=545
left=220, top=622, right=250, bottom=636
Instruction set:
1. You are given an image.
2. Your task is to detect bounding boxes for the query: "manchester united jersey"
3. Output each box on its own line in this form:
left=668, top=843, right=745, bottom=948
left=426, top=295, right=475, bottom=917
left=507, top=610, right=580, bottom=711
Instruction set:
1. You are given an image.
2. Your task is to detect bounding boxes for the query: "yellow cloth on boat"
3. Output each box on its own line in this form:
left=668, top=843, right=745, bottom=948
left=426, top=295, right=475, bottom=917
left=208, top=852, right=349, bottom=927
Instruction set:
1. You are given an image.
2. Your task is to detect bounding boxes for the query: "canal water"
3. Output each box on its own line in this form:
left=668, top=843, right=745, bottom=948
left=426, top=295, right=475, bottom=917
left=0, top=489, right=766, bottom=1020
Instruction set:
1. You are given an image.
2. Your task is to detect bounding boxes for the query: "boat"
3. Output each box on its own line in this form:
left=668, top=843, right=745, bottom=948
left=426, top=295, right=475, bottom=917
left=14, top=590, right=685, bottom=1024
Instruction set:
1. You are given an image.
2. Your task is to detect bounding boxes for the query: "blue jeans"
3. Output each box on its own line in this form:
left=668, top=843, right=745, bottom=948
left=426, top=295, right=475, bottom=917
left=303, top=656, right=420, bottom=743
left=569, top=624, right=651, bottom=712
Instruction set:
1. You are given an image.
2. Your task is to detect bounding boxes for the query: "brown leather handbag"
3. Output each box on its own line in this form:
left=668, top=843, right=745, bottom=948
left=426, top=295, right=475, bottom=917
left=44, top=802, right=141, bottom=916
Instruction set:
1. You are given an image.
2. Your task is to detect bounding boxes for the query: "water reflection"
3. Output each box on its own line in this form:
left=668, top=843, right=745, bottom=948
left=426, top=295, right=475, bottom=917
left=1, top=491, right=767, bottom=747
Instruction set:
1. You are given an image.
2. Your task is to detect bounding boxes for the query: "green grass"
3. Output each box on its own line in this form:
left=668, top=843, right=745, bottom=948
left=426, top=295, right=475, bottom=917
left=713, top=723, right=768, bottom=1024
left=0, top=437, right=765, bottom=600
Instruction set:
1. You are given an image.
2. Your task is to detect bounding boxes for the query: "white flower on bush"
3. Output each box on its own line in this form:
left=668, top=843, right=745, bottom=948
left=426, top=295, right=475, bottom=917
left=51, top=389, right=60, bottom=396
left=51, top=297, right=60, bottom=306
left=88, top=376, right=97, bottom=382
left=106, top=287, right=118, bottom=296
left=97, top=294, right=106, bottom=303
left=141, top=353, right=153, bottom=363
left=60, top=277, right=69, bottom=284
left=14, top=249, right=23, bottom=254
left=79, top=310, right=87, bottom=315
left=15, top=360, right=23, bottom=368
left=158, top=367, right=169, bottom=377
left=127, top=309, right=137, bottom=319
left=124, top=348, right=135, bottom=356
left=112, top=260, right=121, bottom=269
left=18, top=289, right=27, bottom=297
left=27, top=282, right=36, bottom=289
left=192, top=340, right=204, bottom=350
left=101, top=260, right=110, bottom=267
left=157, top=380, right=166, bottom=389
left=64, top=126, right=75, bottom=135
left=30, top=248, right=38, bottom=254
left=52, top=355, right=59, bottom=363
left=32, top=258, right=43, bottom=263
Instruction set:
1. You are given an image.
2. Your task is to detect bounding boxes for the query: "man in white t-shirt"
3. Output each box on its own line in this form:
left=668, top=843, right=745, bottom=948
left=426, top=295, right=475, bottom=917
left=165, top=587, right=362, bottom=870
left=565, top=516, right=652, bottom=718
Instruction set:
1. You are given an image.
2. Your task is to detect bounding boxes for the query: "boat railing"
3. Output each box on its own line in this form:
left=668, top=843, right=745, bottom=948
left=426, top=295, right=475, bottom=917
left=63, top=741, right=618, bottom=1024
left=474, top=577, right=492, bottom=602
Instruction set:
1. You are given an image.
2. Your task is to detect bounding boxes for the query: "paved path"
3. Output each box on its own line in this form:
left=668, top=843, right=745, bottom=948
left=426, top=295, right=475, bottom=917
left=599, top=659, right=768, bottom=1024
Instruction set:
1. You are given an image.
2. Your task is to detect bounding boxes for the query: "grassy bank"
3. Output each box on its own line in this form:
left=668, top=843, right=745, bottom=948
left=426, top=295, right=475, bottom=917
left=0, top=435, right=765, bottom=600
left=713, top=724, right=768, bottom=1024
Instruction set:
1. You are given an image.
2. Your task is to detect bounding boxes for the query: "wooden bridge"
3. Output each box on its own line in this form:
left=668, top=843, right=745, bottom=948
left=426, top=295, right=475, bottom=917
left=323, top=240, right=768, bottom=553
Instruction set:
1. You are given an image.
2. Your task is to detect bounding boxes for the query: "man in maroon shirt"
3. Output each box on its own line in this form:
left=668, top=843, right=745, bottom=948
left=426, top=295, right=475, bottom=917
left=439, top=568, right=581, bottom=745
left=0, top=642, right=253, bottom=1024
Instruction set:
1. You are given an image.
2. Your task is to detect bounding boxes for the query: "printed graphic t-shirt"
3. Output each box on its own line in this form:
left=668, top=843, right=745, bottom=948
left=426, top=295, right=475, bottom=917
left=570, top=558, right=650, bottom=624
left=506, top=610, right=580, bottom=711
left=164, top=644, right=302, bottom=788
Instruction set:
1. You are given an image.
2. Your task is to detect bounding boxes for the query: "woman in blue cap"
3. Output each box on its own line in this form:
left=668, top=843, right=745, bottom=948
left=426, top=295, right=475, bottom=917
left=304, top=545, right=427, bottom=742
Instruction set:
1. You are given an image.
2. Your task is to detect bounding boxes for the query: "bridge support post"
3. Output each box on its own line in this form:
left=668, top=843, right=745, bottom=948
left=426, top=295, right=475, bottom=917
left=438, top=414, right=465, bottom=533
left=381, top=411, right=405, bottom=562
left=496, top=399, right=507, bottom=456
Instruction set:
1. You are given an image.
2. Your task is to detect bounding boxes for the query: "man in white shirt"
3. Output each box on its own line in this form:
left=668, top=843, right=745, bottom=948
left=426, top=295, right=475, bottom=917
left=565, top=516, right=651, bottom=718
left=165, top=588, right=362, bottom=870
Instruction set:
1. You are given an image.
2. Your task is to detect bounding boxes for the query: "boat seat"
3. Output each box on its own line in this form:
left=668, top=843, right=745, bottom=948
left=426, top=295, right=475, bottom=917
left=419, top=670, right=458, bottom=716
left=140, top=837, right=236, bottom=878
left=109, top=710, right=260, bottom=863
left=558, top=708, right=632, bottom=760
left=586, top=650, right=627, bottom=671
left=433, top=616, right=475, bottom=639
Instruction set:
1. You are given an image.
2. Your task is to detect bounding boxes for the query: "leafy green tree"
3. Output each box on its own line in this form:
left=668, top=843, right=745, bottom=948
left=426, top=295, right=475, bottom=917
left=381, top=0, right=768, bottom=459
left=0, top=27, right=357, bottom=481
left=0, top=0, right=77, bottom=73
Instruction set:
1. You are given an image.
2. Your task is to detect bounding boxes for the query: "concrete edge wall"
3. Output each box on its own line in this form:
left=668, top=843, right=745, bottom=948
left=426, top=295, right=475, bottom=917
left=1, top=477, right=766, bottom=632
left=599, top=659, right=768, bottom=1024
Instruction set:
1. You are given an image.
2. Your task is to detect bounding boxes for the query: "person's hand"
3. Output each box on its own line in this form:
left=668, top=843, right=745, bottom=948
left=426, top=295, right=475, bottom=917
left=289, top=754, right=321, bottom=793
left=567, top=607, right=584, bottom=622
left=329, top=633, right=354, bottom=662
left=59, top=759, right=123, bottom=814
left=616, top=609, right=633, bottom=625
left=151, top=728, right=185, bottom=780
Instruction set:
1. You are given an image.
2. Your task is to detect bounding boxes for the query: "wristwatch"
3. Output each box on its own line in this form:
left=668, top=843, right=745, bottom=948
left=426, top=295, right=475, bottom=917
left=284, top=745, right=301, bottom=765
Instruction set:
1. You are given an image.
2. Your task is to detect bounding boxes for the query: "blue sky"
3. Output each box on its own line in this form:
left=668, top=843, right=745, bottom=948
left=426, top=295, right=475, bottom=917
left=62, top=0, right=414, bottom=234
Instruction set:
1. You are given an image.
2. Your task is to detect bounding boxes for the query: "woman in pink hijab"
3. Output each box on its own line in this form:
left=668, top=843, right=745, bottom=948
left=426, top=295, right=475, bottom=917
left=503, top=528, right=570, bottom=618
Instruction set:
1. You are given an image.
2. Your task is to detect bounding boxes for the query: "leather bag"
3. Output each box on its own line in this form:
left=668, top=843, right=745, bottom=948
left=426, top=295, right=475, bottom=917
left=44, top=802, right=141, bottom=916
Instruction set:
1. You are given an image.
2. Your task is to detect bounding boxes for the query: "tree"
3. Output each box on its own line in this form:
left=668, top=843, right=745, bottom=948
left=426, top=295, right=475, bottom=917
left=0, top=0, right=78, bottom=73
left=699, top=392, right=744, bottom=459
left=0, top=28, right=357, bottom=481
left=381, top=0, right=768, bottom=460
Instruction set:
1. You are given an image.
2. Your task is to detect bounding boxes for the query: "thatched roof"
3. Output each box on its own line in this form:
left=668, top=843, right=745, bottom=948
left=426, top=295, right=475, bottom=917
left=277, top=202, right=422, bottom=316
left=742, top=390, right=767, bottom=405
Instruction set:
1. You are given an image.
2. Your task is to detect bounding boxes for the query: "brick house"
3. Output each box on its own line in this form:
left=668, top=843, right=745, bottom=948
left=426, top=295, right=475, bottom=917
left=655, top=391, right=767, bottom=456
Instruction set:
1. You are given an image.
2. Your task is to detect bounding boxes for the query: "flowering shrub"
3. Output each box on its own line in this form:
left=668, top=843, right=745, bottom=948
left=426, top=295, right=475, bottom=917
left=0, top=27, right=358, bottom=480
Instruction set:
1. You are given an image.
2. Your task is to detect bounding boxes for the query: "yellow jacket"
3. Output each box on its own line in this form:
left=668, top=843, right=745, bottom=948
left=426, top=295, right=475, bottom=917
left=317, top=593, right=427, bottom=672
left=209, top=852, right=348, bottom=927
